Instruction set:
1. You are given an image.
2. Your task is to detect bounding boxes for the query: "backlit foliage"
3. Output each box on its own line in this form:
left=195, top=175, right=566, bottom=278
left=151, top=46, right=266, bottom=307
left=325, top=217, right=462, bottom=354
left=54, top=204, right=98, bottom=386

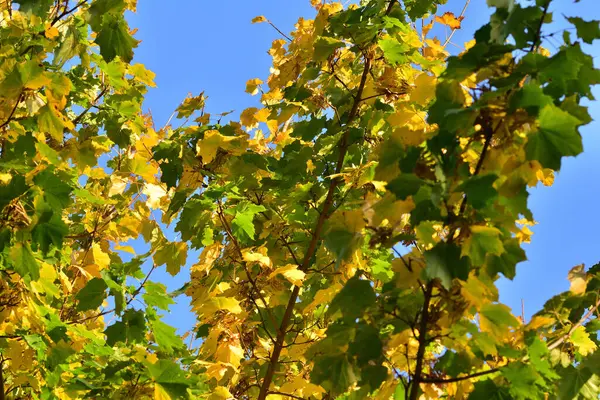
left=1, top=0, right=600, bottom=399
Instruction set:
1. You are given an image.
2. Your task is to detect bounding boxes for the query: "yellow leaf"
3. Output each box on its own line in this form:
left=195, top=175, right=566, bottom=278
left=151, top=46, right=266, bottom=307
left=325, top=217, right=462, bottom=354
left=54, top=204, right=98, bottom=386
left=195, top=129, right=239, bottom=164
left=91, top=244, right=110, bottom=270
left=128, top=63, right=156, bottom=87
left=0, top=173, right=11, bottom=184
left=242, top=247, right=272, bottom=268
left=240, top=107, right=259, bottom=129
left=209, top=387, right=233, bottom=400
left=567, top=264, right=587, bottom=295
left=108, top=175, right=128, bottom=197
left=215, top=341, right=244, bottom=368
left=245, top=78, right=263, bottom=95
left=142, top=183, right=167, bottom=209
left=571, top=326, right=597, bottom=356
left=392, top=256, right=424, bottom=289
left=254, top=108, right=270, bottom=123
left=269, top=264, right=306, bottom=286
left=114, top=244, right=136, bottom=254
left=410, top=73, right=436, bottom=106
left=252, top=15, right=267, bottom=23
left=304, top=283, right=342, bottom=314
left=45, top=24, right=59, bottom=39
left=434, top=12, right=464, bottom=29
left=391, top=126, right=425, bottom=147
left=210, top=296, right=243, bottom=314
left=279, top=375, right=326, bottom=399
left=526, top=315, right=555, bottom=330
left=154, top=384, right=171, bottom=400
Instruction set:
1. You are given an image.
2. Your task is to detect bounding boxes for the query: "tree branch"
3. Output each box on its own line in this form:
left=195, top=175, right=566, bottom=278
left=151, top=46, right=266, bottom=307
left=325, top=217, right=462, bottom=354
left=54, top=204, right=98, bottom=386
left=409, top=281, right=433, bottom=400
left=548, top=296, right=600, bottom=351
left=442, top=0, right=470, bottom=48
left=421, top=366, right=502, bottom=384
left=256, top=53, right=374, bottom=400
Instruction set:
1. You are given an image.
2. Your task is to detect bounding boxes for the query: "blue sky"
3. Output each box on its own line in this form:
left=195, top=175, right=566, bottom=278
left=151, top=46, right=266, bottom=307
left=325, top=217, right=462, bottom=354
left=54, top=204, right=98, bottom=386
left=126, top=1, right=600, bottom=334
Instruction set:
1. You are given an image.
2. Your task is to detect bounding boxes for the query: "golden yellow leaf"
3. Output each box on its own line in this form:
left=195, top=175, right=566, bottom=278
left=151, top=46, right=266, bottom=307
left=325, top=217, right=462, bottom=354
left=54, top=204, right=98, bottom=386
left=209, top=296, right=243, bottom=314
left=392, top=256, right=423, bottom=289
left=304, top=283, right=342, bottom=314
left=195, top=129, right=238, bottom=164
left=91, top=244, right=110, bottom=270
left=240, top=107, right=259, bottom=129
left=209, top=386, right=233, bottom=400
left=434, top=12, right=464, bottom=30
left=567, top=264, right=587, bottom=295
left=154, top=384, right=171, bottom=400
left=269, top=264, right=306, bottom=286
left=245, top=78, right=263, bottom=95
left=571, top=326, right=597, bottom=356
left=254, top=108, right=270, bottom=123
left=391, top=126, right=425, bottom=147
left=242, top=246, right=272, bottom=268
left=44, top=24, right=59, bottom=39
left=279, top=375, right=326, bottom=399
left=215, top=341, right=244, bottom=368
left=526, top=315, right=555, bottom=330
left=0, top=173, right=12, bottom=184
left=142, top=183, right=167, bottom=209
left=410, top=73, right=436, bottom=106
left=251, top=15, right=267, bottom=23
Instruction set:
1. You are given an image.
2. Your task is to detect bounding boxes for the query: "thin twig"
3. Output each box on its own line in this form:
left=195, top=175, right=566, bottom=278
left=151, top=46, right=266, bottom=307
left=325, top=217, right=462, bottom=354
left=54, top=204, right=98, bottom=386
left=442, top=0, right=470, bottom=48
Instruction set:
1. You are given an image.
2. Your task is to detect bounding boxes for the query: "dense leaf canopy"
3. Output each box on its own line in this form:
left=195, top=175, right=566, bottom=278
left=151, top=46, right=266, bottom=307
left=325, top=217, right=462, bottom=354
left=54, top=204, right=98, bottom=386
left=0, top=0, right=600, bottom=399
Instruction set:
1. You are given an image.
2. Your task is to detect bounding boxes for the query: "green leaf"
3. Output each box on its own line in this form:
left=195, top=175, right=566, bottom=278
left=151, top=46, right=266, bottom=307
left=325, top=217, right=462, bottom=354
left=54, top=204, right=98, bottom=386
left=227, top=202, right=266, bottom=242
left=31, top=212, right=69, bottom=254
left=370, top=258, right=393, bottom=282
left=310, top=354, right=357, bottom=396
left=328, top=275, right=376, bottom=321
left=509, top=84, right=553, bottom=115
left=37, top=105, right=67, bottom=141
left=33, top=169, right=73, bottom=211
left=487, top=0, right=514, bottom=9
left=480, top=303, right=520, bottom=337
left=462, top=226, right=505, bottom=266
left=528, top=337, right=559, bottom=380
left=104, top=309, right=146, bottom=346
left=154, top=241, right=188, bottom=276
left=95, top=14, right=138, bottom=62
left=424, top=242, right=470, bottom=288
left=148, top=360, right=191, bottom=399
left=313, top=37, right=345, bottom=62
left=487, top=238, right=526, bottom=280
left=324, top=228, right=359, bottom=267
left=152, top=319, right=185, bottom=354
left=394, top=382, right=406, bottom=400
left=10, top=242, right=40, bottom=280
left=47, top=341, right=76, bottom=369
left=403, top=0, right=439, bottom=20
left=349, top=324, right=383, bottom=366
left=379, top=38, right=411, bottom=65
left=14, top=0, right=53, bottom=16
left=468, top=379, right=511, bottom=399
left=76, top=278, right=108, bottom=312
left=526, top=105, right=583, bottom=170
left=459, top=174, right=498, bottom=209
left=387, top=174, right=425, bottom=200
left=557, top=366, right=600, bottom=400
left=143, top=281, right=175, bottom=311
left=567, top=17, right=600, bottom=44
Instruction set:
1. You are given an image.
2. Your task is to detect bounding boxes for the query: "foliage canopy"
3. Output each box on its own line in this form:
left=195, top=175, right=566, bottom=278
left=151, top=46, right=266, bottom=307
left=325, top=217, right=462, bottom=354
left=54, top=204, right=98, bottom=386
left=1, top=0, right=600, bottom=399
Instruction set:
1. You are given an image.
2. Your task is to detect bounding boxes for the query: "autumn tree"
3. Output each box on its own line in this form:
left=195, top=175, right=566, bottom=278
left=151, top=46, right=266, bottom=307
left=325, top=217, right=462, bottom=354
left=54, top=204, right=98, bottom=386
left=1, top=0, right=600, bottom=399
